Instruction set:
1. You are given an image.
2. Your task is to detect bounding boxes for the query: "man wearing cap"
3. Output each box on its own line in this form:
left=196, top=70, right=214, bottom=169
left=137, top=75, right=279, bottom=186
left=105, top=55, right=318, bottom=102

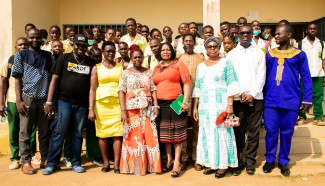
left=11, top=28, right=54, bottom=174
left=43, top=34, right=96, bottom=175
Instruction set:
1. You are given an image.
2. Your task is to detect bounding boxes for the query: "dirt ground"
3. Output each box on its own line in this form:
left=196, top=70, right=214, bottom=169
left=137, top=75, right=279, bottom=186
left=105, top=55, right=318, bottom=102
left=1, top=154, right=325, bottom=186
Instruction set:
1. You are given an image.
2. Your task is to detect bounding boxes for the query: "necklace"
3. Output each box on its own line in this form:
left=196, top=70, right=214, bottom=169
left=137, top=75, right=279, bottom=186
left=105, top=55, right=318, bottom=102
left=73, top=52, right=85, bottom=65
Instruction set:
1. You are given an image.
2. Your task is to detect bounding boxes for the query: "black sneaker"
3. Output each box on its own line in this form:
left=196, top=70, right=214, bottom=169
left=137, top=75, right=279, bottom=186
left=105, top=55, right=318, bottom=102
left=246, top=163, right=255, bottom=175
left=278, top=164, right=290, bottom=177
left=263, top=162, right=275, bottom=173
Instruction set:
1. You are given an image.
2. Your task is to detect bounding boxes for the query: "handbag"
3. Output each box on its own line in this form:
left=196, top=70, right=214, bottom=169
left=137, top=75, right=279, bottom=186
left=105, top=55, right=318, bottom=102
left=224, top=114, right=240, bottom=127
left=147, top=104, right=157, bottom=121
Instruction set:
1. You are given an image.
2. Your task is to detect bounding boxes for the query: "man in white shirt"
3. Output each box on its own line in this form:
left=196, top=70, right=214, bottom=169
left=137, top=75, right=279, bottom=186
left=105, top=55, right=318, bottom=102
left=120, top=18, right=148, bottom=51
left=296, top=22, right=325, bottom=126
left=226, top=24, right=266, bottom=176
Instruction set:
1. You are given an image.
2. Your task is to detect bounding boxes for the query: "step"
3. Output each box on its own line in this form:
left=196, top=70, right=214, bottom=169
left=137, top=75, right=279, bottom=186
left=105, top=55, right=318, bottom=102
left=257, top=137, right=325, bottom=155
left=259, top=124, right=325, bottom=138
left=256, top=154, right=325, bottom=165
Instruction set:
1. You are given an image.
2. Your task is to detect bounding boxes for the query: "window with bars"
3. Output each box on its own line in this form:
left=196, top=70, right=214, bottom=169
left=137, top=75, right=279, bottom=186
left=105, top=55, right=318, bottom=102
left=62, top=23, right=204, bottom=39
left=314, top=17, right=325, bottom=41
left=62, top=24, right=127, bottom=39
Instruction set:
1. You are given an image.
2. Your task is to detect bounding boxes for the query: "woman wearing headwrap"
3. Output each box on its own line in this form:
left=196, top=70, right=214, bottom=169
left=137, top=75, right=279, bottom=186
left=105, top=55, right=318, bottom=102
left=118, top=44, right=162, bottom=175
left=192, top=36, right=240, bottom=179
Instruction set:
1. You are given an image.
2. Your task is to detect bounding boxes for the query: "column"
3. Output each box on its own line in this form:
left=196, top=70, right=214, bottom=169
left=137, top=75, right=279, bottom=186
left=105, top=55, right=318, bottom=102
left=203, top=0, right=220, bottom=36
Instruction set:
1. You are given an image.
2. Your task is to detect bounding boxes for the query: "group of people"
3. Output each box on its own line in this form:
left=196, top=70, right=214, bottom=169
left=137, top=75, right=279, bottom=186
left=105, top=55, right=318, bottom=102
left=0, top=16, right=324, bottom=180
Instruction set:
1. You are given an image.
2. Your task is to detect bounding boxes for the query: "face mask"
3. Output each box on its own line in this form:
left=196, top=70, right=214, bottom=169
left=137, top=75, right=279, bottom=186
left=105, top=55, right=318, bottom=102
left=88, top=40, right=94, bottom=46
left=42, top=38, right=46, bottom=43
left=240, top=39, right=252, bottom=47
left=183, top=46, right=187, bottom=51
left=264, top=34, right=270, bottom=40
left=236, top=38, right=240, bottom=43
left=253, top=30, right=261, bottom=36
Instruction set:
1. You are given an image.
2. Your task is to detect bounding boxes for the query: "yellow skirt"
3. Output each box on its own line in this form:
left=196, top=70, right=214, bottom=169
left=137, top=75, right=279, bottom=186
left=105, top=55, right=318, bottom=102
left=95, top=97, right=123, bottom=138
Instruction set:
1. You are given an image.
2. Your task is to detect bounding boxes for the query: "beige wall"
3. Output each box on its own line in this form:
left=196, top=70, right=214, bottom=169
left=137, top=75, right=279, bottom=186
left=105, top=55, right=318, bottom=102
left=0, top=0, right=13, bottom=64
left=12, top=0, right=60, bottom=44
left=59, top=0, right=203, bottom=36
left=220, top=0, right=325, bottom=23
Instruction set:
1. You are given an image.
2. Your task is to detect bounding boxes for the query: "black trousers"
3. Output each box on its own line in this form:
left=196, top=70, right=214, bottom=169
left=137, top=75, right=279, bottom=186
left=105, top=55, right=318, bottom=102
left=233, top=99, right=263, bottom=165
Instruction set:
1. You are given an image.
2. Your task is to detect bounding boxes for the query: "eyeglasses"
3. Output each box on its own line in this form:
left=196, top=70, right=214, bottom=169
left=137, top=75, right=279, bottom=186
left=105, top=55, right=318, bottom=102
left=239, top=31, right=252, bottom=35
left=105, top=50, right=116, bottom=54
left=206, top=45, right=219, bottom=49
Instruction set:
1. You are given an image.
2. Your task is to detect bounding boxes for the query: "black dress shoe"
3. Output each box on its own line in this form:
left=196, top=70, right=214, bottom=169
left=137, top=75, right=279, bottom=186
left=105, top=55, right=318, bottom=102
left=278, top=164, right=290, bottom=177
left=101, top=167, right=110, bottom=173
left=246, top=163, right=255, bottom=175
left=114, top=169, right=120, bottom=174
left=203, top=168, right=216, bottom=175
left=215, top=169, right=227, bottom=179
left=232, top=167, right=242, bottom=176
left=263, top=162, right=275, bottom=173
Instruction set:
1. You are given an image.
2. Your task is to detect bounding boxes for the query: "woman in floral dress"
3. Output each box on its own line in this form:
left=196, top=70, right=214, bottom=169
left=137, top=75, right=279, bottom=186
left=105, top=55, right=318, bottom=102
left=118, top=45, right=162, bottom=175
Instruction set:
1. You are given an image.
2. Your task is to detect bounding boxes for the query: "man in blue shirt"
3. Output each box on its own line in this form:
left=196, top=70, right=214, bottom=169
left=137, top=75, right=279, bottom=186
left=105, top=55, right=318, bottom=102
left=263, top=24, right=312, bottom=176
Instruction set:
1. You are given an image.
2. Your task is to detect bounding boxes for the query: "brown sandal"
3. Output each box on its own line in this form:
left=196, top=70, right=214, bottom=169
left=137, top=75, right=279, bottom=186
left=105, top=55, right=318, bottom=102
left=170, top=164, right=183, bottom=178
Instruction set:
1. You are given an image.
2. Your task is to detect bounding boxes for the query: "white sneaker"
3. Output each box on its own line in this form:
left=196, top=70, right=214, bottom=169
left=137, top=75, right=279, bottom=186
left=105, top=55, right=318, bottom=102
left=31, top=156, right=41, bottom=165
left=64, top=158, right=72, bottom=167
left=9, top=160, right=20, bottom=170
left=92, top=160, right=103, bottom=167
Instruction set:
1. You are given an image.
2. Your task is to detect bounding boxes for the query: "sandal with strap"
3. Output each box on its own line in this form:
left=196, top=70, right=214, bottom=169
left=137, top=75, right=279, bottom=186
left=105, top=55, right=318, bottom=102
left=171, top=164, right=183, bottom=178
left=203, top=167, right=216, bottom=175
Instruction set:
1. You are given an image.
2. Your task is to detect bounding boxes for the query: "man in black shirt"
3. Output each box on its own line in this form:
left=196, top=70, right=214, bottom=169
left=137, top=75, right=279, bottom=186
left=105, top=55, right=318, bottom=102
left=43, top=34, right=95, bottom=175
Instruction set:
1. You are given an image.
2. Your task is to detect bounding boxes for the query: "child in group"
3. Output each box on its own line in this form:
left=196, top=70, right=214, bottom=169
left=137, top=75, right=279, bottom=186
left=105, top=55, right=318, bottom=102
left=220, top=34, right=236, bottom=57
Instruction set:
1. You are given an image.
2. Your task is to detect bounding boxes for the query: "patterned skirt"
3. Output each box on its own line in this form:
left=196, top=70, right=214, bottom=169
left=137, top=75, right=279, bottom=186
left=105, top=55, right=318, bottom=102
left=120, top=109, right=162, bottom=175
left=156, top=100, right=187, bottom=143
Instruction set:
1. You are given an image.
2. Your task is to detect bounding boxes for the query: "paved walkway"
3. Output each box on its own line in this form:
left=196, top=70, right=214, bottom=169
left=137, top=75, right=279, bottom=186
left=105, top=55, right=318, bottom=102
left=1, top=154, right=325, bottom=186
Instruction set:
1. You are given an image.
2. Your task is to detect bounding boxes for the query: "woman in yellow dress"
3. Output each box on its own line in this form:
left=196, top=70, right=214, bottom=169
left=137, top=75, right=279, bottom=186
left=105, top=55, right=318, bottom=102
left=88, top=41, right=123, bottom=173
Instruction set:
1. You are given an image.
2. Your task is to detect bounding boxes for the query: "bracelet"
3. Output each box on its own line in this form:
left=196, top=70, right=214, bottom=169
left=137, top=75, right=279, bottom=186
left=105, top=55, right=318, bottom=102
left=153, top=106, right=160, bottom=109
left=45, top=101, right=53, bottom=105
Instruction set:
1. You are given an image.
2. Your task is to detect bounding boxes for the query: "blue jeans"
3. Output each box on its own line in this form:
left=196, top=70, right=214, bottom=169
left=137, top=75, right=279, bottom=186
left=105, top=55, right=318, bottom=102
left=46, top=100, right=87, bottom=168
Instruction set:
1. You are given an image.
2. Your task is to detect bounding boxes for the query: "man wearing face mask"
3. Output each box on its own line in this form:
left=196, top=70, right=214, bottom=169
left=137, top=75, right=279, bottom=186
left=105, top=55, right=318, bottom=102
left=251, top=20, right=269, bottom=54
left=261, top=26, right=273, bottom=43
left=178, top=33, right=204, bottom=171
left=226, top=25, right=266, bottom=176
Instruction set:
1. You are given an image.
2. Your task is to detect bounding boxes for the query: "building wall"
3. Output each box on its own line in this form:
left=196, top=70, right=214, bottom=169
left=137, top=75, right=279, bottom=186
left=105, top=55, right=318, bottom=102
left=12, top=0, right=60, bottom=44
left=0, top=0, right=13, bottom=64
left=59, top=0, right=203, bottom=36
left=220, top=0, right=325, bottom=23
